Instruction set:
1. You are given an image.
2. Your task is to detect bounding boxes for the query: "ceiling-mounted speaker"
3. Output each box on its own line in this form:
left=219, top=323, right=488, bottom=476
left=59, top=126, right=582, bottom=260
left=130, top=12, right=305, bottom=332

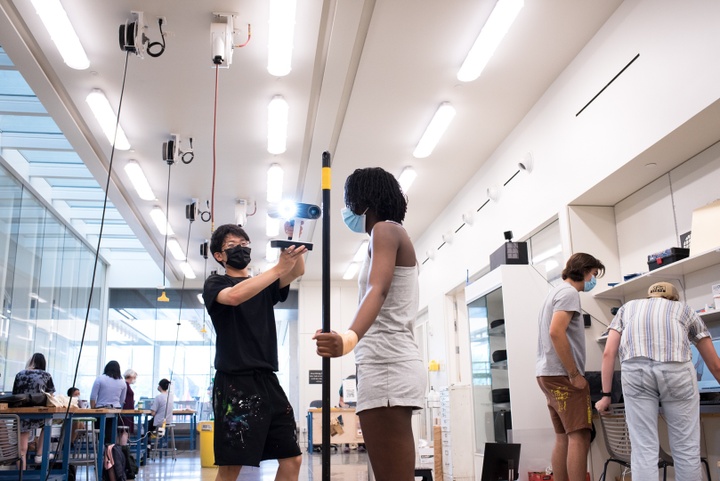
left=119, top=11, right=146, bottom=56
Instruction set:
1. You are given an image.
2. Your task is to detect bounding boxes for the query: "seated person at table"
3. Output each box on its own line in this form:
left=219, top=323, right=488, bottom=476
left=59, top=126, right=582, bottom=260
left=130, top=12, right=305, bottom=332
left=13, top=353, right=55, bottom=468
left=338, top=375, right=365, bottom=453
left=148, top=379, right=174, bottom=434
left=67, top=387, right=84, bottom=443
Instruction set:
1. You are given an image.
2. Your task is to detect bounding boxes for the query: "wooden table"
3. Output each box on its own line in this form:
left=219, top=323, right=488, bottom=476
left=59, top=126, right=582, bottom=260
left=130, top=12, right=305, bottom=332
left=0, top=407, right=120, bottom=481
left=306, top=408, right=363, bottom=452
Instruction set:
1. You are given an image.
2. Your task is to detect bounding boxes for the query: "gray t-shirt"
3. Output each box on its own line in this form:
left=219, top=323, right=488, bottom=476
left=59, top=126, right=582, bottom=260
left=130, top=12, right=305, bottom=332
left=150, top=392, right=174, bottom=425
left=535, top=282, right=585, bottom=376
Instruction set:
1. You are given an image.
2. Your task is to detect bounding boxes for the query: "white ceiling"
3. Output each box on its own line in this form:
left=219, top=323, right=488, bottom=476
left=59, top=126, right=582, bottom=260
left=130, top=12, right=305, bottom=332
left=0, top=0, right=625, bottom=287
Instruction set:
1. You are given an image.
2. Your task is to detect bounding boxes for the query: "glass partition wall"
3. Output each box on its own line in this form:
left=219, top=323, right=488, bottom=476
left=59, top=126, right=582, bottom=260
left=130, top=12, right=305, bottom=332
left=467, top=287, right=506, bottom=447
left=0, top=162, right=105, bottom=395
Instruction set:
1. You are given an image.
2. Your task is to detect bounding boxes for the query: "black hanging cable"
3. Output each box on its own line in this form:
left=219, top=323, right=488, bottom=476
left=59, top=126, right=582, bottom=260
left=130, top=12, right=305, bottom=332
left=157, top=161, right=173, bottom=302
left=146, top=18, right=166, bottom=58
left=46, top=51, right=132, bottom=481
left=162, top=217, right=194, bottom=429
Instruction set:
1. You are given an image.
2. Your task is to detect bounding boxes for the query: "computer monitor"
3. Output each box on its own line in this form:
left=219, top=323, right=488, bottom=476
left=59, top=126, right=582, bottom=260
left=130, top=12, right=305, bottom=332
left=690, top=338, right=720, bottom=393
left=480, top=442, right=521, bottom=481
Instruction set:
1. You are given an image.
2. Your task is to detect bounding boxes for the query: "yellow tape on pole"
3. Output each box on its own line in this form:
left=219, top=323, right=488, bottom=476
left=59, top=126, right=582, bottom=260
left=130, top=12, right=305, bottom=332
left=322, top=167, right=331, bottom=190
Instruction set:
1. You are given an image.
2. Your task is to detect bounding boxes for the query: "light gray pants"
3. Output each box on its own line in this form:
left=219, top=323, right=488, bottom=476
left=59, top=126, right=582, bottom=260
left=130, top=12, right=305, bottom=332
left=621, top=358, right=701, bottom=481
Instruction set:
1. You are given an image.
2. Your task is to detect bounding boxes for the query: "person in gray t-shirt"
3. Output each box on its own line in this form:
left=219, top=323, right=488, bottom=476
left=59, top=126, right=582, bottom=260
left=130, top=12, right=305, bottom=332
left=536, top=253, right=604, bottom=481
left=149, top=378, right=174, bottom=432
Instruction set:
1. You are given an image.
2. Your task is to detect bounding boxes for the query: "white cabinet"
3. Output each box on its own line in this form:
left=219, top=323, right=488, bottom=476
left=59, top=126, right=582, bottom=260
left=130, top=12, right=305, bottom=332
left=439, top=384, right=473, bottom=481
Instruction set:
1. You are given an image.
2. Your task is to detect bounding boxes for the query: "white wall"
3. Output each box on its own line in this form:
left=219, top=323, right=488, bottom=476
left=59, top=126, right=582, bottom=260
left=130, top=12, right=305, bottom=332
left=408, top=2, right=720, bottom=479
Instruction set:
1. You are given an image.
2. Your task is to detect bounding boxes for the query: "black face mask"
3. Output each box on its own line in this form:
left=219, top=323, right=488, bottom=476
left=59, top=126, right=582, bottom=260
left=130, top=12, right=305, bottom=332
left=225, top=245, right=251, bottom=270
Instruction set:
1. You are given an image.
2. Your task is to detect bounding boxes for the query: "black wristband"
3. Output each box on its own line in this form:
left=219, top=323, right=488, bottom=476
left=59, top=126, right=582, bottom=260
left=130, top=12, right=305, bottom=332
left=601, top=392, right=612, bottom=397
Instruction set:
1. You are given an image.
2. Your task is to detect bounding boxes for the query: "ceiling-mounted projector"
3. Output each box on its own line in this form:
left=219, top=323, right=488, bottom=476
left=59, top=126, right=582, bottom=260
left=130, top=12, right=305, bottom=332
left=119, top=11, right=148, bottom=56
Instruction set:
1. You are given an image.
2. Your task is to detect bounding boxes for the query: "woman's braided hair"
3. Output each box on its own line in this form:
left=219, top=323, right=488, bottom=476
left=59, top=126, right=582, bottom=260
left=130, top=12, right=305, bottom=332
left=344, top=167, right=407, bottom=223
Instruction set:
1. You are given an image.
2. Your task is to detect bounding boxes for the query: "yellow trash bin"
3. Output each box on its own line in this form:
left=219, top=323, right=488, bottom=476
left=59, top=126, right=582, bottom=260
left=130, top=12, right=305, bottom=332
left=197, top=421, right=215, bottom=467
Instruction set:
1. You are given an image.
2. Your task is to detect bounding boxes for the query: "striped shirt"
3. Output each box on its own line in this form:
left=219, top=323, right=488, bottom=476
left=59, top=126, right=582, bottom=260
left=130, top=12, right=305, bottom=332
left=609, top=297, right=710, bottom=362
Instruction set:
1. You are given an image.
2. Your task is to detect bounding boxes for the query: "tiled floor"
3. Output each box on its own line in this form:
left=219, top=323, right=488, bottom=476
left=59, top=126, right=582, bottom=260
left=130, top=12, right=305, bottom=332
left=75, top=449, right=370, bottom=481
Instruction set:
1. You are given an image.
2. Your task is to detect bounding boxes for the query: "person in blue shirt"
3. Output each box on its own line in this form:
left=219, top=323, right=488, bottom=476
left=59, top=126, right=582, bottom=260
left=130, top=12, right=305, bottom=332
left=90, top=360, right=127, bottom=442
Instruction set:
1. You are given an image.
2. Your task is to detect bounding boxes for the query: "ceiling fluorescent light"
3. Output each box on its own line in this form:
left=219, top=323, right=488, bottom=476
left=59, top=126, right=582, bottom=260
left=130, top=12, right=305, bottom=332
left=343, top=263, right=359, bottom=280
left=266, top=215, right=280, bottom=237
left=180, top=262, right=196, bottom=279
left=267, top=96, right=289, bottom=154
left=266, top=241, right=279, bottom=263
left=413, top=102, right=456, bottom=158
left=167, top=238, right=185, bottom=261
left=86, top=90, right=131, bottom=150
left=457, top=0, right=524, bottom=82
left=353, top=241, right=369, bottom=263
left=267, top=0, right=297, bottom=76
left=124, top=160, right=155, bottom=200
left=150, top=207, right=174, bottom=236
left=197, top=293, right=205, bottom=305
left=267, top=163, right=284, bottom=202
left=397, top=167, right=417, bottom=193
left=31, top=0, right=89, bottom=70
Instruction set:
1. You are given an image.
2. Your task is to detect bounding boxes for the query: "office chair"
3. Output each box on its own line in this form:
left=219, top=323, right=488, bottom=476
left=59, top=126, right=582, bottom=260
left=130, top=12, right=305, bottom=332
left=0, top=414, right=22, bottom=481
left=598, top=404, right=711, bottom=481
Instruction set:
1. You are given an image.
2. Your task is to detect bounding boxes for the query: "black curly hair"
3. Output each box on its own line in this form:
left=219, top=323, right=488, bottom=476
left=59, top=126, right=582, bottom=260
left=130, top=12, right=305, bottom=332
left=344, top=167, right=407, bottom=223
left=209, top=224, right=250, bottom=266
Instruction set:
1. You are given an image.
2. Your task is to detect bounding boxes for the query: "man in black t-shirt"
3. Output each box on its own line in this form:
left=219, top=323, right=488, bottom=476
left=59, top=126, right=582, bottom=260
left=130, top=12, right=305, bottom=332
left=203, top=224, right=307, bottom=481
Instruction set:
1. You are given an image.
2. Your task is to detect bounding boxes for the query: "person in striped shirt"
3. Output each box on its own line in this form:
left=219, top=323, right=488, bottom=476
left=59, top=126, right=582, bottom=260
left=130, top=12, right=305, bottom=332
left=596, top=281, right=720, bottom=481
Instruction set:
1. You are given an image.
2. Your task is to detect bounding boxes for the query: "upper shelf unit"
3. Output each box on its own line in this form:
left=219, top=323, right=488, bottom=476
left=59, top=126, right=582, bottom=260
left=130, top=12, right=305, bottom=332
left=593, top=248, right=720, bottom=301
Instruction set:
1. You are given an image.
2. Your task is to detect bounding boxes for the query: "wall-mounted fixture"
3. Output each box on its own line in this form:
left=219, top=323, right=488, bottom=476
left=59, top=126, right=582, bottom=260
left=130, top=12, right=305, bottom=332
left=487, top=185, right=501, bottom=202
left=211, top=12, right=235, bottom=66
left=519, top=152, right=533, bottom=173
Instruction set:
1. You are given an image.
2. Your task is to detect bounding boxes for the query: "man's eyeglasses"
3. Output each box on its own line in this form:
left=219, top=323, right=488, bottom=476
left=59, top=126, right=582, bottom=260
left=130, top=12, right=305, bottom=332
left=223, top=240, right=250, bottom=251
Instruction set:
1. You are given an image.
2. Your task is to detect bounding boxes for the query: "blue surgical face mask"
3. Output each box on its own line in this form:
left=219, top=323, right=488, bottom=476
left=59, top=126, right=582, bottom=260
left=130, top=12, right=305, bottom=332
left=341, top=207, right=367, bottom=234
left=584, top=275, right=597, bottom=292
